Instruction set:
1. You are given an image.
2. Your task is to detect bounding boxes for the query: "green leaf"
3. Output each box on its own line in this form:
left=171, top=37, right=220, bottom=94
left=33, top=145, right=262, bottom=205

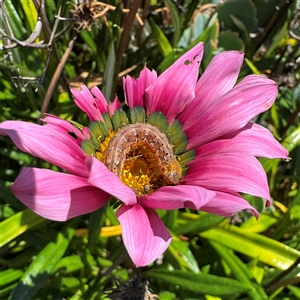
left=9, top=219, right=78, bottom=300
left=219, top=30, right=245, bottom=51
left=0, top=209, right=48, bottom=247
left=230, top=15, right=255, bottom=58
left=290, top=205, right=300, bottom=219
left=200, top=224, right=300, bottom=270
left=88, top=206, right=107, bottom=254
left=176, top=212, right=224, bottom=235
left=240, top=214, right=278, bottom=233
left=20, top=0, right=38, bottom=32
left=282, top=125, right=300, bottom=152
left=3, top=0, right=27, bottom=38
left=209, top=241, right=268, bottom=300
left=149, top=18, right=173, bottom=57
left=145, top=269, right=251, bottom=296
left=166, top=0, right=181, bottom=47
left=265, top=21, right=289, bottom=58
left=168, top=236, right=200, bottom=273
left=0, top=269, right=23, bottom=288
left=217, top=0, right=257, bottom=33
left=54, top=255, right=85, bottom=274
left=192, top=13, right=219, bottom=68
left=287, top=285, right=300, bottom=298
left=102, top=40, right=116, bottom=102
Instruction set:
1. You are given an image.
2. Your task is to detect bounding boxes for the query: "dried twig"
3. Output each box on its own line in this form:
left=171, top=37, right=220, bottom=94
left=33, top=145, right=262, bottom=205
left=113, top=0, right=142, bottom=99
left=38, top=33, right=78, bottom=123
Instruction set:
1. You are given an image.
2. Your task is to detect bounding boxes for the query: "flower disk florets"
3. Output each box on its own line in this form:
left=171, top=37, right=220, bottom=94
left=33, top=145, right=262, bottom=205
left=82, top=107, right=190, bottom=195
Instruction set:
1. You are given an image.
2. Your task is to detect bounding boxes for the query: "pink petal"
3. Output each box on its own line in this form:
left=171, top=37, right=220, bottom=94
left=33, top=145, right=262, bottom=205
left=182, top=154, right=270, bottom=200
left=185, top=75, right=278, bottom=149
left=123, top=68, right=157, bottom=108
left=179, top=51, right=244, bottom=126
left=42, top=114, right=86, bottom=144
left=11, top=168, right=110, bottom=221
left=138, top=185, right=215, bottom=210
left=90, top=86, right=110, bottom=114
left=145, top=42, right=204, bottom=123
left=85, top=156, right=137, bottom=205
left=200, top=191, right=259, bottom=218
left=195, top=122, right=288, bottom=159
left=116, top=203, right=172, bottom=267
left=107, top=96, right=122, bottom=117
left=0, top=121, right=89, bottom=177
left=70, top=85, right=104, bottom=122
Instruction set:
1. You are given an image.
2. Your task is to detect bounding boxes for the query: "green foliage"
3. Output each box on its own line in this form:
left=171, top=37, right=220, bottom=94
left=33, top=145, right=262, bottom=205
left=1, top=0, right=299, bottom=299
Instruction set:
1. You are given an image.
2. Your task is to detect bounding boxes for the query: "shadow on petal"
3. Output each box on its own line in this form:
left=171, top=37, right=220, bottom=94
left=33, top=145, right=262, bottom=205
left=117, top=203, right=172, bottom=267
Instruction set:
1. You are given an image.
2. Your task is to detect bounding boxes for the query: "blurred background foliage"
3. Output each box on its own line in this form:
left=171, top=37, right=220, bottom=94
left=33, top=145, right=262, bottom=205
left=0, top=0, right=300, bottom=299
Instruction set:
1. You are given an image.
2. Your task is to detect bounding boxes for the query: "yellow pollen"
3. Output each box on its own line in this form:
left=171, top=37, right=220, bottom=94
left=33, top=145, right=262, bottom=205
left=95, top=129, right=115, bottom=162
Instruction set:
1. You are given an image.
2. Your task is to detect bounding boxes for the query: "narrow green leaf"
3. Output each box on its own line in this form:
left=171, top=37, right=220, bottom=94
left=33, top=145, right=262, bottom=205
left=88, top=206, right=106, bottom=254
left=0, top=269, right=23, bottom=287
left=200, top=224, right=300, bottom=270
left=0, top=209, right=48, bottom=247
left=3, top=0, right=27, bottom=38
left=166, top=0, right=181, bottom=47
left=54, top=255, right=85, bottom=274
left=265, top=21, right=289, bottom=58
left=168, top=237, right=200, bottom=273
left=9, top=219, right=78, bottom=300
left=145, top=269, right=251, bottom=296
left=149, top=18, right=173, bottom=57
left=245, top=58, right=261, bottom=75
left=209, top=241, right=268, bottom=299
left=191, top=14, right=219, bottom=68
left=287, top=285, right=300, bottom=298
left=80, top=29, right=98, bottom=53
left=102, top=41, right=116, bottom=102
left=20, top=1, right=38, bottom=32
left=240, top=214, right=278, bottom=233
left=282, top=125, right=300, bottom=152
left=176, top=212, right=224, bottom=235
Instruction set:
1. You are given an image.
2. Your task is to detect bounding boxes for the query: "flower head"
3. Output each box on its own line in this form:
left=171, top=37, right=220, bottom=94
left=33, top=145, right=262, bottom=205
left=0, top=42, right=288, bottom=267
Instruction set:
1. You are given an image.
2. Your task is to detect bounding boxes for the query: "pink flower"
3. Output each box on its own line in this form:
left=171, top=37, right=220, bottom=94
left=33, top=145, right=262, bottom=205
left=0, top=42, right=288, bottom=267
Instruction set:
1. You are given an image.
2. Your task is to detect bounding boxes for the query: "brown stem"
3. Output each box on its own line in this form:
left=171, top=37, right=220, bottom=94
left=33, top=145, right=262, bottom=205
left=113, top=0, right=142, bottom=99
left=254, top=0, right=289, bottom=48
left=264, top=256, right=300, bottom=293
left=137, top=0, right=149, bottom=46
left=33, top=0, right=70, bottom=92
left=38, top=33, right=78, bottom=122
left=265, top=276, right=300, bottom=294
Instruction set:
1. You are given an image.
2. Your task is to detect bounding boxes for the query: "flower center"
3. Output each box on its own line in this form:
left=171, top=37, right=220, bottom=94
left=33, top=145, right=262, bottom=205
left=105, top=123, right=182, bottom=195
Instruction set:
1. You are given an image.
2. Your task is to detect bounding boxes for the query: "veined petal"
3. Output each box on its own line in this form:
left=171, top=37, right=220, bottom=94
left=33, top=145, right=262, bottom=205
left=90, top=86, right=110, bottom=114
left=200, top=191, right=259, bottom=218
left=185, top=75, right=278, bottom=149
left=138, top=185, right=215, bottom=210
left=116, top=203, right=172, bottom=267
left=179, top=51, right=244, bottom=126
left=0, top=121, right=89, bottom=177
left=42, top=114, right=86, bottom=144
left=11, top=168, right=110, bottom=221
left=145, top=42, right=204, bottom=123
left=86, top=156, right=137, bottom=205
left=123, top=68, right=157, bottom=108
left=71, top=85, right=104, bottom=122
left=182, top=154, right=270, bottom=200
left=195, top=123, right=288, bottom=159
